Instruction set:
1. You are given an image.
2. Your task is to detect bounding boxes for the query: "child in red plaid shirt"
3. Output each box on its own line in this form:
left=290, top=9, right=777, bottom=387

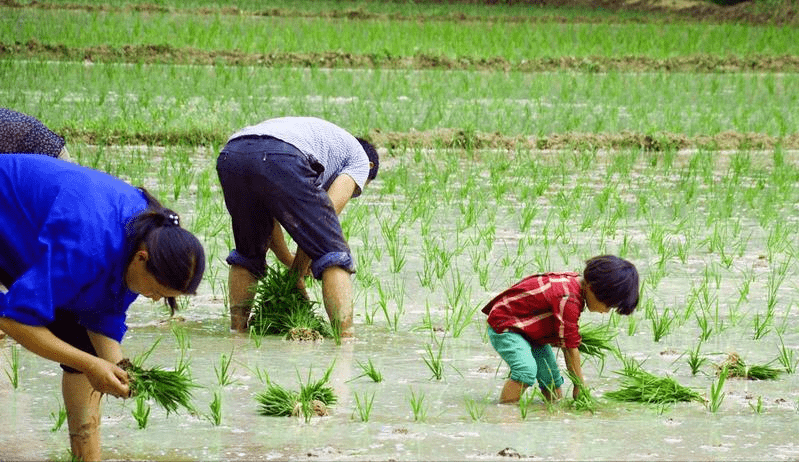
left=482, top=255, right=639, bottom=403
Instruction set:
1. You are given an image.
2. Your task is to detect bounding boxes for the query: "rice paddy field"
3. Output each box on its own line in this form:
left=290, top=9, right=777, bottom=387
left=1, top=0, right=799, bottom=460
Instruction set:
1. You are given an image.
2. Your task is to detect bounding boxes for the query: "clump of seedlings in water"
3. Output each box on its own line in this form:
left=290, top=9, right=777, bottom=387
left=255, top=364, right=337, bottom=422
left=605, top=358, right=702, bottom=405
left=118, top=340, right=198, bottom=416
left=716, top=353, right=782, bottom=380
left=249, top=265, right=331, bottom=341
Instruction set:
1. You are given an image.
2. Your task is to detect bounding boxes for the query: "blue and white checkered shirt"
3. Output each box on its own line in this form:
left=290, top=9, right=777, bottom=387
left=229, top=117, right=370, bottom=196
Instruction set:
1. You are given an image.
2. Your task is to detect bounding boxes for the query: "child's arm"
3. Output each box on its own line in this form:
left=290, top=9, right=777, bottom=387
left=562, top=347, right=585, bottom=399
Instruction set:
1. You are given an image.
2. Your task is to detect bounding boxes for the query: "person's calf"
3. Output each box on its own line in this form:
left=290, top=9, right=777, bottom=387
left=499, top=379, right=529, bottom=404
left=228, top=265, right=258, bottom=333
left=321, top=266, right=354, bottom=338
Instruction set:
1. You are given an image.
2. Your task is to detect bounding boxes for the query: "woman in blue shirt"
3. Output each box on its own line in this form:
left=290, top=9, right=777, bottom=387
left=0, top=155, right=205, bottom=461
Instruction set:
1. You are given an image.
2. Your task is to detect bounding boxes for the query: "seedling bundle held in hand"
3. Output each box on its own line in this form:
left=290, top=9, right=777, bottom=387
left=118, top=340, right=198, bottom=416
left=249, top=265, right=331, bottom=340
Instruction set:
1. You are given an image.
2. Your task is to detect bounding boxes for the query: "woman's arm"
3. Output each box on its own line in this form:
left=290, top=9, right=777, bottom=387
left=0, top=317, right=129, bottom=397
left=562, top=346, right=585, bottom=400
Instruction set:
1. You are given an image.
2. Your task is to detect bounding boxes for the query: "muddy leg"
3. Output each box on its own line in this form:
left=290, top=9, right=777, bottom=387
left=228, top=264, right=257, bottom=333
left=321, top=266, right=353, bottom=338
left=63, top=371, right=102, bottom=462
left=499, top=379, right=529, bottom=404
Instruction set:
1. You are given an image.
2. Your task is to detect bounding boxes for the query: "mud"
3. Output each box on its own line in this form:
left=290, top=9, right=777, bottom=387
left=5, top=40, right=799, bottom=73
left=53, top=124, right=799, bottom=152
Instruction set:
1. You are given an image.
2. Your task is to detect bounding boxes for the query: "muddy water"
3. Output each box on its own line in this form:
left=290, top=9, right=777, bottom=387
left=1, top=147, right=798, bottom=460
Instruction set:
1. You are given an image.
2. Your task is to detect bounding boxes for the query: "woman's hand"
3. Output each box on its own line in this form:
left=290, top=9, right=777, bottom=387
left=85, top=357, right=130, bottom=398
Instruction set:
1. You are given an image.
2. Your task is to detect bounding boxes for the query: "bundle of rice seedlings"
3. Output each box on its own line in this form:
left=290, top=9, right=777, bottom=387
left=118, top=355, right=197, bottom=415
left=249, top=265, right=331, bottom=339
left=717, top=353, right=782, bottom=380
left=578, top=322, right=618, bottom=360
left=255, top=364, right=337, bottom=421
left=605, top=362, right=703, bottom=405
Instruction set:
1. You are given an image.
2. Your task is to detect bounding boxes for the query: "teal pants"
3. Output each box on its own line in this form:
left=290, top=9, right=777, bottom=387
left=487, top=327, right=564, bottom=392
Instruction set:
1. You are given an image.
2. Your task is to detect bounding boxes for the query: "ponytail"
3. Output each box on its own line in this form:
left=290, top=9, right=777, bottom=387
left=126, top=188, right=206, bottom=313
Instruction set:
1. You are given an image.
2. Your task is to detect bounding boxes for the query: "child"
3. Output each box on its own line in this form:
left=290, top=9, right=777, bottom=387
left=0, top=155, right=206, bottom=461
left=482, top=255, right=639, bottom=403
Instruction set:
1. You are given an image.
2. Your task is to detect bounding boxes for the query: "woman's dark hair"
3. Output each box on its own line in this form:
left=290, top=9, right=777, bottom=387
left=356, top=137, right=379, bottom=181
left=125, top=188, right=206, bottom=314
left=583, top=255, right=639, bottom=315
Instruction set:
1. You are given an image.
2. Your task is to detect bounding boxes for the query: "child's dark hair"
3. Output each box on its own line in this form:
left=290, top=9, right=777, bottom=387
left=356, top=137, right=379, bottom=181
left=125, top=188, right=206, bottom=314
left=583, top=255, right=639, bottom=315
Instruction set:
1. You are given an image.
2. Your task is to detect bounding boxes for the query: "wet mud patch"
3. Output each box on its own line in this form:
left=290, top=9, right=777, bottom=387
left=5, top=40, right=799, bottom=73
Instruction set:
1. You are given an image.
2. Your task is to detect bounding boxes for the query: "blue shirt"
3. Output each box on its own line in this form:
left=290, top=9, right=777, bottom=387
left=0, top=155, right=147, bottom=342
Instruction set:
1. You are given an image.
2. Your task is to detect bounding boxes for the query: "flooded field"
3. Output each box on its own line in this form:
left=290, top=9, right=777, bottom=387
left=1, top=147, right=798, bottom=461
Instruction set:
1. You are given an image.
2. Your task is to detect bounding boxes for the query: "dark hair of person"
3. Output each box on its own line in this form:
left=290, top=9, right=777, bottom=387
left=583, top=255, right=639, bottom=315
left=356, top=137, right=379, bottom=181
left=125, top=188, right=206, bottom=314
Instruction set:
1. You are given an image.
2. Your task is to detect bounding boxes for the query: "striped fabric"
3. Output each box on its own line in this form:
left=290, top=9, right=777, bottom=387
left=482, top=272, right=585, bottom=349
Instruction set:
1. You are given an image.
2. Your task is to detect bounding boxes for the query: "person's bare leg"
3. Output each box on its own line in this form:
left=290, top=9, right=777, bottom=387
left=499, top=379, right=529, bottom=404
left=321, top=266, right=353, bottom=338
left=63, top=372, right=102, bottom=462
left=228, top=264, right=258, bottom=333
left=540, top=385, right=563, bottom=402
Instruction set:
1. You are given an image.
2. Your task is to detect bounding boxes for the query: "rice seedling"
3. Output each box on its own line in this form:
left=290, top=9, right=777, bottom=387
left=132, top=395, right=151, bottom=430
left=408, top=388, right=428, bottom=422
left=119, top=340, right=198, bottom=416
left=249, top=265, right=331, bottom=340
left=170, top=323, right=191, bottom=353
left=464, top=395, right=488, bottom=422
left=353, top=392, right=376, bottom=422
left=207, top=390, right=222, bottom=426
left=422, top=333, right=446, bottom=381
left=707, top=367, right=727, bottom=413
left=752, top=311, right=774, bottom=340
left=651, top=307, right=675, bottom=342
left=605, top=359, right=703, bottom=405
left=566, top=372, right=598, bottom=414
left=348, top=358, right=383, bottom=383
left=716, top=353, right=782, bottom=380
left=49, top=401, right=67, bottom=432
left=748, top=395, right=764, bottom=414
left=255, top=364, right=336, bottom=423
left=214, top=350, right=236, bottom=387
left=686, top=342, right=708, bottom=376
left=578, top=322, right=618, bottom=372
left=443, top=271, right=478, bottom=338
left=777, top=336, right=797, bottom=374
left=4, top=344, right=19, bottom=389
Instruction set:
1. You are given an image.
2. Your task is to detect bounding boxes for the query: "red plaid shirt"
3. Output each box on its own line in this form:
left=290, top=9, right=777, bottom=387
left=482, top=272, right=585, bottom=349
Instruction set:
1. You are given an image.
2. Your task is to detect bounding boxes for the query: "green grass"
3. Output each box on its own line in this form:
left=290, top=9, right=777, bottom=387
left=4, top=61, right=798, bottom=144
left=4, top=5, right=796, bottom=59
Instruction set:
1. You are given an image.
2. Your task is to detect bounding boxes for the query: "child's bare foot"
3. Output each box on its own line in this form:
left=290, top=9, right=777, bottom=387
left=541, top=387, right=563, bottom=402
